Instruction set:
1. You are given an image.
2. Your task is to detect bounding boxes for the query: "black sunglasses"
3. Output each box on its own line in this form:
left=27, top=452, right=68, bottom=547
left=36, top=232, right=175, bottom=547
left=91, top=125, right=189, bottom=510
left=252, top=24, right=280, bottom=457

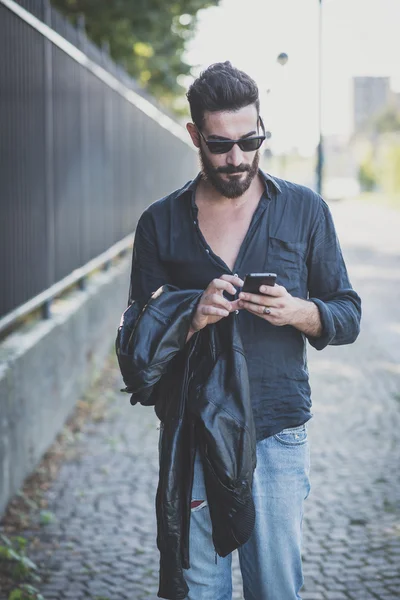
left=197, top=117, right=266, bottom=154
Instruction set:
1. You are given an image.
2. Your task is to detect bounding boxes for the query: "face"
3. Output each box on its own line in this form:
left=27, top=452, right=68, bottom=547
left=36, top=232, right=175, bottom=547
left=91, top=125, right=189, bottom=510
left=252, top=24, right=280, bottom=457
left=187, top=104, right=261, bottom=199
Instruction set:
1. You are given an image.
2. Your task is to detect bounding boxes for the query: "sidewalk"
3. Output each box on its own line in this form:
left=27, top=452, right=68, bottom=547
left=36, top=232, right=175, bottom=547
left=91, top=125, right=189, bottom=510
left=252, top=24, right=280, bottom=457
left=1, top=198, right=399, bottom=600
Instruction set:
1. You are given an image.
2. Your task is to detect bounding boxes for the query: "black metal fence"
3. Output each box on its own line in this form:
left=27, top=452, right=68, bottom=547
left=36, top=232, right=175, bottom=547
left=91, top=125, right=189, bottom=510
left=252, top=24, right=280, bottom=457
left=0, top=0, right=197, bottom=320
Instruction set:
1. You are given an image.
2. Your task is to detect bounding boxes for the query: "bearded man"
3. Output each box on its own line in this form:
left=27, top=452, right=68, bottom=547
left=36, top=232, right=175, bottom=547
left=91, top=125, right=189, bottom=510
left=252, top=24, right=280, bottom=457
left=126, top=61, right=361, bottom=599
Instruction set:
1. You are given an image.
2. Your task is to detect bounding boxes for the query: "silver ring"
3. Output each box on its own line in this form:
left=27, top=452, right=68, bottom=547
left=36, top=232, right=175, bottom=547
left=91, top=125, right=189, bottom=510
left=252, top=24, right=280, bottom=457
left=263, top=307, right=271, bottom=315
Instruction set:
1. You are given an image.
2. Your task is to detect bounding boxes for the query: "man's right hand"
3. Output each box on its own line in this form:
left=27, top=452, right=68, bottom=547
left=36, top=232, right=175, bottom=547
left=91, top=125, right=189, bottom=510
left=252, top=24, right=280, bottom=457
left=188, top=274, right=244, bottom=338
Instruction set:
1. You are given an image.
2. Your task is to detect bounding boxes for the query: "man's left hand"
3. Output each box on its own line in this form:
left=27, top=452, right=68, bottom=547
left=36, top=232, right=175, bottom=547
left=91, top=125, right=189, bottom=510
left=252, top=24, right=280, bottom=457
left=238, top=284, right=305, bottom=327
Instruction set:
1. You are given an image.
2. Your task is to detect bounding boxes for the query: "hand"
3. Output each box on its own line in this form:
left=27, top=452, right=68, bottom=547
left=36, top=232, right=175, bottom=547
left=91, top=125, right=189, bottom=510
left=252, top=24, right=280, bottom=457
left=238, top=283, right=305, bottom=327
left=190, top=274, right=243, bottom=334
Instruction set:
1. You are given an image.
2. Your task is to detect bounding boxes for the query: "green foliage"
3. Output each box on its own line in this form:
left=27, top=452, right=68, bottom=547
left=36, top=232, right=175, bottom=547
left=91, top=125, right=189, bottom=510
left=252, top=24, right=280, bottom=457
left=0, top=535, right=43, bottom=600
left=9, top=585, right=44, bottom=600
left=358, top=148, right=376, bottom=191
left=359, top=106, right=400, bottom=136
left=51, top=0, right=220, bottom=106
left=356, top=104, right=400, bottom=196
left=0, top=535, right=37, bottom=579
left=39, top=510, right=56, bottom=525
left=357, top=136, right=400, bottom=196
left=379, top=142, right=400, bottom=194
left=372, top=107, right=400, bottom=134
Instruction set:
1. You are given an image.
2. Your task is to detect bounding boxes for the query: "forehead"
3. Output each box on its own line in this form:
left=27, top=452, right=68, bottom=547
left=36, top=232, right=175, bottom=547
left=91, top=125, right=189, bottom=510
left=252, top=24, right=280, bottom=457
left=203, top=104, right=258, bottom=136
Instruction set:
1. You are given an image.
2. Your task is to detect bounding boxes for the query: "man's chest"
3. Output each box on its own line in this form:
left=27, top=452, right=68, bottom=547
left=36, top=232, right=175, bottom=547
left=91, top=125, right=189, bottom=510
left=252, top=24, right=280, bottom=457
left=197, top=208, right=255, bottom=272
left=158, top=195, right=309, bottom=297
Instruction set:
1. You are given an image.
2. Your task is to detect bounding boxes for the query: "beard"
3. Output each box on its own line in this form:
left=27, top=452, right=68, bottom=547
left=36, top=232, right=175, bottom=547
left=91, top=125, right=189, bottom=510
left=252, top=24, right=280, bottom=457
left=199, top=147, right=260, bottom=199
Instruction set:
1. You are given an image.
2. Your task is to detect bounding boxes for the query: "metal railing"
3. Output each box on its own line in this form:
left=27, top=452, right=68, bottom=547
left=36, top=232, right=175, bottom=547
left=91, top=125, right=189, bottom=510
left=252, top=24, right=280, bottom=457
left=0, top=0, right=197, bottom=335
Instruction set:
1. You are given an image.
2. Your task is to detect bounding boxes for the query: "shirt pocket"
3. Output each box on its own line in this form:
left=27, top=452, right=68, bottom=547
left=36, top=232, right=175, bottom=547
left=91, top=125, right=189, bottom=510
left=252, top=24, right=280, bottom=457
left=267, top=237, right=308, bottom=295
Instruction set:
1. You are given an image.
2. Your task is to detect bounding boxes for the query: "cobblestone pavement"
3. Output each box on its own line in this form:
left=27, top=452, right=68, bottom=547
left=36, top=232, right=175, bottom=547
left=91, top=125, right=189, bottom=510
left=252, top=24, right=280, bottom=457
left=2, top=198, right=400, bottom=600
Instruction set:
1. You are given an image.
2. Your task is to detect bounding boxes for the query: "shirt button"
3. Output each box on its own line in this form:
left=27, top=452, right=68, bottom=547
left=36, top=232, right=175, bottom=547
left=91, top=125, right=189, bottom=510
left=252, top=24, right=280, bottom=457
left=205, top=248, right=210, bottom=253
left=193, top=221, right=197, bottom=225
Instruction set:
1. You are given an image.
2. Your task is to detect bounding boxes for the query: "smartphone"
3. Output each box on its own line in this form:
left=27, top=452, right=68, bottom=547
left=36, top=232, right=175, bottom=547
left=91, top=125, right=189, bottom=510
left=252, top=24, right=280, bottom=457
left=242, top=273, right=277, bottom=294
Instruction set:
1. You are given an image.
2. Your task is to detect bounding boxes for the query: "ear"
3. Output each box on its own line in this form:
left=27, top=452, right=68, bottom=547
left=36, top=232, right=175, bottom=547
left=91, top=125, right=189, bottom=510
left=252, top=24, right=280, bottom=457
left=186, top=123, right=201, bottom=148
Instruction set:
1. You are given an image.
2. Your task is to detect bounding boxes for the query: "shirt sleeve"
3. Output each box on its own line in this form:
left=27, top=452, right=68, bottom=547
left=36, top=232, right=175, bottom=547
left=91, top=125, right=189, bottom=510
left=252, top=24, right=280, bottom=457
left=127, top=208, right=171, bottom=308
left=306, top=198, right=361, bottom=350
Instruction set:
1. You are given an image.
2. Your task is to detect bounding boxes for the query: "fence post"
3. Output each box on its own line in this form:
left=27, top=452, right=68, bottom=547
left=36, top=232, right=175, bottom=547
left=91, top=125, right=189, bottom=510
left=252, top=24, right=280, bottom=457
left=43, top=0, right=55, bottom=319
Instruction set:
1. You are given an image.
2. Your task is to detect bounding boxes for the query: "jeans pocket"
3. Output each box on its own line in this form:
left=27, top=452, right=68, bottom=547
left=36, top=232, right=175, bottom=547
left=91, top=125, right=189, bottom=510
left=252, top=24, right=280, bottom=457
left=273, top=423, right=308, bottom=446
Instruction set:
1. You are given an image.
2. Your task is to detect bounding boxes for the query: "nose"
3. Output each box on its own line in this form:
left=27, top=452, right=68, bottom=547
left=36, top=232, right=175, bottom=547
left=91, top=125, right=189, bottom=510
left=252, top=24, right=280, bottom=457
left=226, top=143, right=244, bottom=167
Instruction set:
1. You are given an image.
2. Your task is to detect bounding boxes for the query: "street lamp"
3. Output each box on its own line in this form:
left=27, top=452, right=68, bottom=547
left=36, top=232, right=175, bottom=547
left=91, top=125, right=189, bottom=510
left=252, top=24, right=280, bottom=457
left=276, top=52, right=289, bottom=177
left=316, top=0, right=324, bottom=195
left=277, top=52, right=288, bottom=67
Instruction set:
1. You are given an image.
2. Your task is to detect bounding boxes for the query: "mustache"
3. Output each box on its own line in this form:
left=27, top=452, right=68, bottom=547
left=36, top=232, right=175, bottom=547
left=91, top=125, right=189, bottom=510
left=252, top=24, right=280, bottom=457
left=216, top=164, right=250, bottom=174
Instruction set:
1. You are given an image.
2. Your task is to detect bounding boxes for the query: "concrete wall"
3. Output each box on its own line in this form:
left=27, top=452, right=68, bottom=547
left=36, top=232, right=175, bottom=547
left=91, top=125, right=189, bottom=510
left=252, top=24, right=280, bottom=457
left=0, top=255, right=131, bottom=516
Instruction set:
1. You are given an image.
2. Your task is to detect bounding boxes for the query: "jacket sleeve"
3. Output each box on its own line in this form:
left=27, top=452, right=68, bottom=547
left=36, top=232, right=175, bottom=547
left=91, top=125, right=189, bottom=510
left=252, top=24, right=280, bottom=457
left=306, top=198, right=361, bottom=350
left=128, top=208, right=171, bottom=308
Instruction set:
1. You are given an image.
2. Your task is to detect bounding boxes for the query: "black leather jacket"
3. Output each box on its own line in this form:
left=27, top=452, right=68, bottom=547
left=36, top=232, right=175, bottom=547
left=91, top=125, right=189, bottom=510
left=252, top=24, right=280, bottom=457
left=116, top=285, right=257, bottom=599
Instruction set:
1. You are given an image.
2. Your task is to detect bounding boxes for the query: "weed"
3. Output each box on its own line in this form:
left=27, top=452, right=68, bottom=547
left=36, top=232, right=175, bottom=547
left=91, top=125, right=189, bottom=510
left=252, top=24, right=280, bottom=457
left=8, top=583, right=44, bottom=600
left=38, top=511, right=56, bottom=526
left=0, top=534, right=43, bottom=599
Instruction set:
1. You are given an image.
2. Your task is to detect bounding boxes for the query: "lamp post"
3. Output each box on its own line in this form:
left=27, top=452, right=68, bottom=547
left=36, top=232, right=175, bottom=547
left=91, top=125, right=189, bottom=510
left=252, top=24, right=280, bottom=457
left=316, top=0, right=324, bottom=195
left=276, top=52, right=289, bottom=177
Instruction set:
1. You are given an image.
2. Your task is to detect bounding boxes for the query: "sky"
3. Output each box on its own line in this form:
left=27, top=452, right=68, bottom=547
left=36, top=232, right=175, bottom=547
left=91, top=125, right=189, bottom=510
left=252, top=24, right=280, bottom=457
left=184, top=0, right=400, bottom=155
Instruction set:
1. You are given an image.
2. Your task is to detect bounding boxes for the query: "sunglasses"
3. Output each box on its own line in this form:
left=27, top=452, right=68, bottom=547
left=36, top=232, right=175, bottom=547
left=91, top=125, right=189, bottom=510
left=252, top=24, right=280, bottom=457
left=197, top=117, right=266, bottom=154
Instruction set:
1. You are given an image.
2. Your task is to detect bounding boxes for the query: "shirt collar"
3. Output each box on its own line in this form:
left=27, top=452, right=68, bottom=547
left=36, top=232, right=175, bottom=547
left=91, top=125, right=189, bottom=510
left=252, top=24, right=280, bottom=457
left=259, top=170, right=282, bottom=194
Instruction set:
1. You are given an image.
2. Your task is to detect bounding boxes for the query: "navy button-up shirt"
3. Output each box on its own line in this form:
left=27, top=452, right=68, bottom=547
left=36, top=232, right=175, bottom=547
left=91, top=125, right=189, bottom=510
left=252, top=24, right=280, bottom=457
left=128, top=170, right=361, bottom=440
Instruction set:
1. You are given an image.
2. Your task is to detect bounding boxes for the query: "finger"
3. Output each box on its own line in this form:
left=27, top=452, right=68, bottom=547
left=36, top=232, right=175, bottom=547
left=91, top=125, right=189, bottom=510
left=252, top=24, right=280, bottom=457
left=239, top=300, right=273, bottom=318
left=239, top=291, right=277, bottom=307
left=209, top=278, right=238, bottom=296
left=200, top=305, right=229, bottom=317
left=230, top=299, right=242, bottom=311
left=203, top=293, right=232, bottom=311
left=259, top=283, right=286, bottom=296
left=220, top=274, right=244, bottom=287
left=220, top=273, right=245, bottom=285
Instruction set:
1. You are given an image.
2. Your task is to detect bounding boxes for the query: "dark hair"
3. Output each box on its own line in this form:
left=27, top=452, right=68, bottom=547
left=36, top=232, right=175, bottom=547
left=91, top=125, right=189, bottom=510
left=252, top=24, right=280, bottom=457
left=186, top=61, right=260, bottom=129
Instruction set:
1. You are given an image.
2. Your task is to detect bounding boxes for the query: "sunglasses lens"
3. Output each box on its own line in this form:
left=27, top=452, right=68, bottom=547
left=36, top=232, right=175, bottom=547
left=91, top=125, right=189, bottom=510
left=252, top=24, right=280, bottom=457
left=205, top=136, right=265, bottom=154
left=207, top=141, right=234, bottom=154
left=239, top=137, right=264, bottom=152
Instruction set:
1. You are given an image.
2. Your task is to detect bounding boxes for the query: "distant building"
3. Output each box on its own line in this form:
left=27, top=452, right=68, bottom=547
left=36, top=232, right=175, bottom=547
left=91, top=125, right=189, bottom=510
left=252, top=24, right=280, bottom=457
left=353, top=76, right=390, bottom=132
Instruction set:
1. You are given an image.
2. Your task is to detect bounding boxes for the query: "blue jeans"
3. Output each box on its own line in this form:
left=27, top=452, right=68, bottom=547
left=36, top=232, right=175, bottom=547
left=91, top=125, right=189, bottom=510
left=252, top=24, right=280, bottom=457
left=183, top=424, right=311, bottom=600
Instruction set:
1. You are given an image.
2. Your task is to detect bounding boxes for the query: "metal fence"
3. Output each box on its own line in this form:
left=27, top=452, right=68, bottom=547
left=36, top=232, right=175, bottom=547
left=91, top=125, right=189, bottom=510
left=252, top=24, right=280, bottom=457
left=0, top=0, right=197, bottom=322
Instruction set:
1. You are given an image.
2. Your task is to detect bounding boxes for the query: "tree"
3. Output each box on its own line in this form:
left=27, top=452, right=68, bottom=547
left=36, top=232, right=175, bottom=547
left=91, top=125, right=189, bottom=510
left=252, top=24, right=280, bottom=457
left=358, top=145, right=376, bottom=192
left=372, top=107, right=400, bottom=134
left=51, top=0, right=219, bottom=107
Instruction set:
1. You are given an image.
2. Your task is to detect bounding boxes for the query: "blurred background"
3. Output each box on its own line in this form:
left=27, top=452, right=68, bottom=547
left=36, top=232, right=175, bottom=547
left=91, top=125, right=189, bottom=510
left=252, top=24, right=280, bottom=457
left=0, top=1, right=399, bottom=599
left=185, top=0, right=400, bottom=200
left=46, top=0, right=400, bottom=200
left=50, top=0, right=400, bottom=202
